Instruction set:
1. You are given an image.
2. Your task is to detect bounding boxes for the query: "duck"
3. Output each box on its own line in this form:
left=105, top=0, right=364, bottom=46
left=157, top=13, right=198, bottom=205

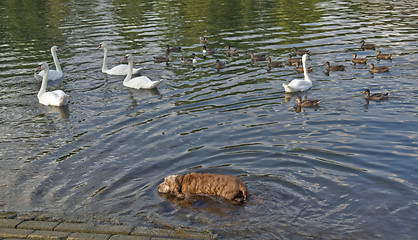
left=287, top=54, right=302, bottom=65
left=215, top=60, right=226, bottom=70
left=294, top=61, right=313, bottom=73
left=248, top=52, right=267, bottom=61
left=266, top=58, right=283, bottom=68
left=282, top=54, right=312, bottom=93
left=166, top=44, right=181, bottom=52
left=97, top=42, right=141, bottom=75
left=352, top=53, right=367, bottom=64
left=295, top=96, right=320, bottom=107
left=360, top=40, right=376, bottom=50
left=325, top=61, right=345, bottom=71
left=34, top=46, right=63, bottom=82
left=181, top=53, right=197, bottom=65
left=292, top=47, right=310, bottom=56
left=225, top=45, right=239, bottom=56
left=369, top=63, right=389, bottom=73
left=203, top=45, right=217, bottom=55
left=153, top=48, right=170, bottom=63
left=376, top=50, right=392, bottom=60
left=361, top=89, right=389, bottom=100
left=122, top=53, right=161, bottom=89
left=35, top=62, right=69, bottom=106
left=200, top=37, right=208, bottom=44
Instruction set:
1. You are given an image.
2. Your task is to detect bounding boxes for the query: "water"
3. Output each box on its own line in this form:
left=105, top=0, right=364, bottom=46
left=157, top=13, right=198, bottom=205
left=1, top=0, right=417, bottom=239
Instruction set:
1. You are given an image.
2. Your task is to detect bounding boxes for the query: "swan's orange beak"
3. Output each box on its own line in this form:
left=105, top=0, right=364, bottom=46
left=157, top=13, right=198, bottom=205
left=35, top=65, right=41, bottom=71
left=96, top=44, right=102, bottom=49
left=122, top=56, right=128, bottom=63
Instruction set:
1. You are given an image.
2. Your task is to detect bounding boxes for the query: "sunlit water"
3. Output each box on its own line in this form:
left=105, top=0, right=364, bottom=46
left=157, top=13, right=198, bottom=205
left=1, top=0, right=417, bottom=239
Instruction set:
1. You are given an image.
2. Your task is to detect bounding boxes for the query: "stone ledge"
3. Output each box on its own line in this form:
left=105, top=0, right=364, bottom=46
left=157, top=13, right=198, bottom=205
left=0, top=227, right=34, bottom=238
left=17, top=220, right=60, bottom=231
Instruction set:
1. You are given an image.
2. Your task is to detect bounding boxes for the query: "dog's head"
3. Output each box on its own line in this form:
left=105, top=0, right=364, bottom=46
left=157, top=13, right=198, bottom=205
left=158, top=175, right=181, bottom=194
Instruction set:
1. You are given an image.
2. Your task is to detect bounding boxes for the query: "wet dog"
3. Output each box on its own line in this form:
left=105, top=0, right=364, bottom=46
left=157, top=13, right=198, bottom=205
left=158, top=172, right=247, bottom=204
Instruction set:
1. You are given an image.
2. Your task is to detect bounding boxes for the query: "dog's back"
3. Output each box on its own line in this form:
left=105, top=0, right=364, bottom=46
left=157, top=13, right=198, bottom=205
left=181, top=172, right=247, bottom=203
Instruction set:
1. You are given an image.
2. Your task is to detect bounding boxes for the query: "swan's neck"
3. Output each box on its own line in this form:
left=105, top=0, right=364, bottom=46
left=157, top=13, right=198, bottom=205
left=51, top=48, right=62, bottom=73
left=123, top=57, right=133, bottom=84
left=102, top=46, right=109, bottom=72
left=38, top=66, right=49, bottom=97
left=302, top=57, right=311, bottom=82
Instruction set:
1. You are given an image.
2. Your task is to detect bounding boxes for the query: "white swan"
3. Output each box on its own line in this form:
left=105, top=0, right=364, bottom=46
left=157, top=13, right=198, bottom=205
left=282, top=54, right=312, bottom=93
left=97, top=42, right=141, bottom=75
left=122, top=53, right=161, bottom=89
left=36, top=62, right=69, bottom=106
left=34, top=46, right=63, bottom=82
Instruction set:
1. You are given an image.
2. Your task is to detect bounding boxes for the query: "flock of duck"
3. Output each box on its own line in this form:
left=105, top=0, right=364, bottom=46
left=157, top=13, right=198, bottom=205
left=33, top=38, right=391, bottom=108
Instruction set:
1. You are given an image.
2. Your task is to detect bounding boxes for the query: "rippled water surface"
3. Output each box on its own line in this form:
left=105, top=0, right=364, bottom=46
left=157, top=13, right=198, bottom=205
left=1, top=0, right=417, bottom=239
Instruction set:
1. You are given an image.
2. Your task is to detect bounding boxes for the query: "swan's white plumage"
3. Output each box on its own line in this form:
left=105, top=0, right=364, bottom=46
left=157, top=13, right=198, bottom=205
left=123, top=53, right=161, bottom=89
left=36, top=62, right=69, bottom=106
left=34, top=46, right=63, bottom=82
left=98, top=42, right=141, bottom=75
left=282, top=54, right=312, bottom=93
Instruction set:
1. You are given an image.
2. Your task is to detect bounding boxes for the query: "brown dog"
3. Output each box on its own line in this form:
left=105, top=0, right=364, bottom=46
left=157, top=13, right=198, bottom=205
left=158, top=172, right=247, bottom=204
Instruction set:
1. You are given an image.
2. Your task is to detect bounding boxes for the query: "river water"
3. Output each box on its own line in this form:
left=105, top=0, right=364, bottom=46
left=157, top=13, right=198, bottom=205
left=0, top=0, right=417, bottom=239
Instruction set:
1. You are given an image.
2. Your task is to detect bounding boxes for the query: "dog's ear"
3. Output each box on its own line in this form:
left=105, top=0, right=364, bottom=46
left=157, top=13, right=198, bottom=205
left=172, top=175, right=184, bottom=198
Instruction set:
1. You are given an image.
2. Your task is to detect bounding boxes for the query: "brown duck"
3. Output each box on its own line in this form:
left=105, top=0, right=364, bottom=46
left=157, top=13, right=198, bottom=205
left=266, top=58, right=283, bottom=68
left=325, top=61, right=345, bottom=71
left=200, top=37, right=208, bottom=44
left=352, top=54, right=367, bottom=64
left=361, top=89, right=389, bottom=100
left=288, top=54, right=302, bottom=65
left=360, top=40, right=375, bottom=50
left=215, top=59, right=226, bottom=70
left=295, top=96, right=320, bottom=107
left=294, top=61, right=313, bottom=73
left=292, top=47, right=310, bottom=56
left=225, top=45, right=239, bottom=56
left=166, top=44, right=181, bottom=52
left=369, top=63, right=389, bottom=73
left=376, top=51, right=392, bottom=60
left=248, top=52, right=267, bottom=61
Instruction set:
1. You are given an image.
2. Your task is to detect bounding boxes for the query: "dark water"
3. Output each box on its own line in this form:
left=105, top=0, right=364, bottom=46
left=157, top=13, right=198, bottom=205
left=1, top=0, right=417, bottom=239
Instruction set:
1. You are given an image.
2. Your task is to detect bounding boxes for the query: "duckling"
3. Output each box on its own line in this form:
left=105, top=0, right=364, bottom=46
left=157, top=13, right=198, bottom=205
left=166, top=44, right=181, bottom=52
left=376, top=50, right=392, bottom=60
left=225, top=45, right=239, bottom=56
left=295, top=96, right=320, bottom=107
left=369, top=63, right=389, bottom=73
left=292, top=47, right=310, bottom=56
left=361, top=89, right=389, bottom=100
left=352, top=53, right=367, bottom=64
left=325, top=61, right=345, bottom=71
left=287, top=54, right=302, bottom=65
left=200, top=37, right=208, bottom=44
left=248, top=52, right=267, bottom=61
left=215, top=60, right=226, bottom=70
left=294, top=61, right=313, bottom=73
left=266, top=57, right=283, bottom=68
left=154, top=48, right=170, bottom=63
left=203, top=45, right=217, bottom=55
left=360, top=40, right=375, bottom=50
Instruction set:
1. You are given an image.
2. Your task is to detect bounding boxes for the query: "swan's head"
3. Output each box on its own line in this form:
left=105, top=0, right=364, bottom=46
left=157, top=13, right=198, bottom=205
left=97, top=42, right=106, bottom=49
left=122, top=53, right=132, bottom=63
left=35, top=62, right=48, bottom=71
left=51, top=46, right=59, bottom=52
